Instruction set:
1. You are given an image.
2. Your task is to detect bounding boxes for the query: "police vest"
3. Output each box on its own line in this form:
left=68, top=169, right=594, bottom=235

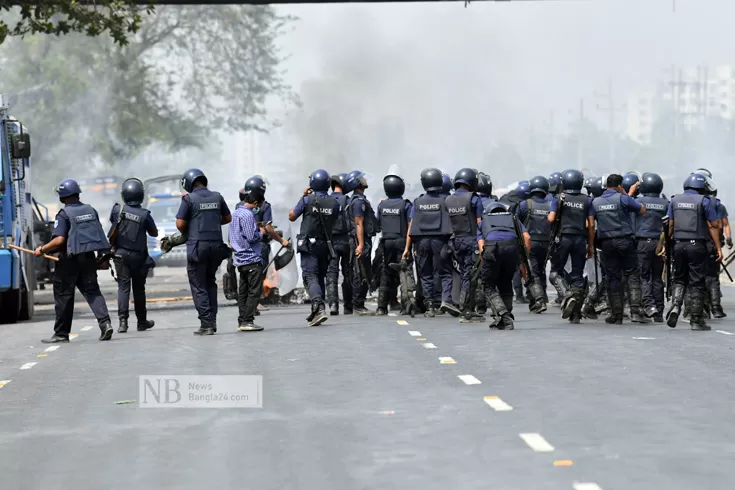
left=559, top=193, right=589, bottom=236
left=410, top=195, right=453, bottom=237
left=349, top=194, right=377, bottom=237
left=299, top=193, right=338, bottom=240
left=635, top=195, right=669, bottom=238
left=671, top=193, right=709, bottom=240
left=331, top=193, right=351, bottom=236
left=592, top=193, right=634, bottom=239
left=115, top=204, right=150, bottom=253
left=186, top=190, right=224, bottom=241
left=445, top=192, right=477, bottom=237
left=480, top=210, right=516, bottom=239
left=64, top=203, right=110, bottom=256
left=480, top=196, right=497, bottom=211
left=524, top=198, right=551, bottom=242
left=378, top=198, right=408, bottom=240
left=253, top=201, right=273, bottom=242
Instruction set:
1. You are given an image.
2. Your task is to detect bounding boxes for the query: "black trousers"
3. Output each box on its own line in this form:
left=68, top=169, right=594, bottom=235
left=53, top=252, right=110, bottom=336
left=673, top=240, right=708, bottom=296
left=326, top=235, right=353, bottom=309
left=237, top=262, right=264, bottom=324
left=636, top=238, right=664, bottom=312
left=114, top=250, right=149, bottom=322
left=186, top=241, right=227, bottom=327
left=379, top=238, right=405, bottom=294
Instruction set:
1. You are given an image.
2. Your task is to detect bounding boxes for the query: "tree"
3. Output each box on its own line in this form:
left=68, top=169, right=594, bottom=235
left=0, top=1, right=152, bottom=47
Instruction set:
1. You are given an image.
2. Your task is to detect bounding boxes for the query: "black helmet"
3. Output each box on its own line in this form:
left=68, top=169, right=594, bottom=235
left=561, top=169, right=584, bottom=194
left=238, top=188, right=247, bottom=201
left=486, top=201, right=508, bottom=213
left=454, top=168, right=479, bottom=191
left=121, top=178, right=145, bottom=205
left=244, top=175, right=266, bottom=193
left=548, top=172, right=562, bottom=194
left=622, top=173, right=640, bottom=193
left=420, top=168, right=443, bottom=192
left=383, top=174, right=405, bottom=198
left=588, top=177, right=603, bottom=198
left=181, top=168, right=207, bottom=193
left=309, top=169, right=331, bottom=192
left=640, top=172, right=663, bottom=196
left=476, top=172, right=492, bottom=197
left=330, top=173, right=347, bottom=191
left=441, top=173, right=452, bottom=195
left=529, top=175, right=549, bottom=195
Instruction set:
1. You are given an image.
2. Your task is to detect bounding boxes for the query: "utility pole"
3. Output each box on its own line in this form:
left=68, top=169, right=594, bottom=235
left=595, top=76, right=626, bottom=170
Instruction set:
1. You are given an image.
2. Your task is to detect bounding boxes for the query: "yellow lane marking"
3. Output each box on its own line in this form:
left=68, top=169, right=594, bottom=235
left=553, top=460, right=573, bottom=467
left=439, top=357, right=456, bottom=364
left=416, top=338, right=426, bottom=341
left=397, top=320, right=409, bottom=325
left=37, top=354, right=48, bottom=358
left=0, top=380, right=11, bottom=389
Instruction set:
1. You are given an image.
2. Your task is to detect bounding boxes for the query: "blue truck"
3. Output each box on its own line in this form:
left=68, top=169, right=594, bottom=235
left=0, top=95, right=35, bottom=323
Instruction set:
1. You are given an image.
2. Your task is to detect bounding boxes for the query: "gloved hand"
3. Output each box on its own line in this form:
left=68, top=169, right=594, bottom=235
left=160, top=232, right=187, bottom=254
left=727, top=237, right=733, bottom=249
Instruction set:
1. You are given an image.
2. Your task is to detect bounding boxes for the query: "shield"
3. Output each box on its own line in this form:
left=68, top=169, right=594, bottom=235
left=273, top=245, right=295, bottom=271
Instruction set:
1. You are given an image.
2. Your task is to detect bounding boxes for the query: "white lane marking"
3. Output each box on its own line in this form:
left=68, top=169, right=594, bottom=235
left=408, top=330, right=421, bottom=336
left=81, top=326, right=93, bottom=332
left=70, top=334, right=78, bottom=339
left=44, top=346, right=60, bottom=352
left=632, top=337, right=655, bottom=340
left=0, top=380, right=11, bottom=389
left=573, top=483, right=603, bottom=490
left=519, top=433, right=554, bottom=452
left=439, top=357, right=456, bottom=364
left=422, top=343, right=437, bottom=349
left=716, top=330, right=734, bottom=336
left=484, top=396, right=513, bottom=411
left=388, top=313, right=398, bottom=317
left=397, top=320, right=409, bottom=325
left=458, top=374, right=481, bottom=385
left=20, top=362, right=37, bottom=370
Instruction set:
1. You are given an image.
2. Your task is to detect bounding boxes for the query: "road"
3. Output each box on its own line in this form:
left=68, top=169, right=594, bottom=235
left=2, top=268, right=735, bottom=489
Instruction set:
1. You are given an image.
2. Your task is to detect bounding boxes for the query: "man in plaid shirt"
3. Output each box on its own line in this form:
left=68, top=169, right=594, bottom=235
left=230, top=187, right=267, bottom=331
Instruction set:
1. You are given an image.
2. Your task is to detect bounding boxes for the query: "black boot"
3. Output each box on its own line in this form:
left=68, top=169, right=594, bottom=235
left=329, top=303, right=339, bottom=316
left=666, top=284, right=685, bottom=328
left=118, top=317, right=129, bottom=333
left=376, top=290, right=389, bottom=316
left=137, top=320, right=155, bottom=331
left=689, top=294, right=712, bottom=331
left=569, top=288, right=585, bottom=324
left=682, top=289, right=692, bottom=320
left=605, top=291, right=624, bottom=324
left=42, top=334, right=69, bottom=343
left=193, top=325, right=215, bottom=335
left=309, top=303, right=329, bottom=326
left=710, top=281, right=726, bottom=318
left=99, top=320, right=113, bottom=341
left=629, top=284, right=650, bottom=324
left=581, top=295, right=598, bottom=319
left=306, top=302, right=318, bottom=322
left=528, top=282, right=547, bottom=313
left=487, top=292, right=513, bottom=330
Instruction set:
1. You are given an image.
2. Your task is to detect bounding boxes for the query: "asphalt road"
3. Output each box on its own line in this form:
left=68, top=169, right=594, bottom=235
left=3, top=274, right=735, bottom=489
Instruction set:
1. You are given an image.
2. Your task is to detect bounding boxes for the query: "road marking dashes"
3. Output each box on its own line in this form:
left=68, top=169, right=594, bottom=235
left=519, top=433, right=554, bottom=452
left=458, top=375, right=481, bottom=385
left=408, top=331, right=421, bottom=336
left=37, top=354, right=48, bottom=358
left=0, top=380, right=11, bottom=389
left=397, top=320, right=408, bottom=325
left=553, top=460, right=573, bottom=466
left=20, top=362, right=37, bottom=370
left=439, top=357, right=456, bottom=364
left=422, top=343, right=437, bottom=349
left=573, top=483, right=603, bottom=490
left=416, top=338, right=426, bottom=341
left=44, top=346, right=60, bottom=352
left=80, top=326, right=93, bottom=332
left=632, top=337, right=655, bottom=340
left=484, top=396, right=513, bottom=411
left=716, top=330, right=734, bottom=336
left=70, top=334, right=78, bottom=339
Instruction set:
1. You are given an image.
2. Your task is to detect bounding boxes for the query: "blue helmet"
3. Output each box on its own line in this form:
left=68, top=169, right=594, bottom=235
left=121, top=178, right=144, bottom=205
left=244, top=175, right=266, bottom=193
left=516, top=180, right=530, bottom=200
left=529, top=175, right=549, bottom=195
left=441, top=173, right=452, bottom=195
left=56, top=178, right=82, bottom=198
left=344, top=170, right=369, bottom=193
left=549, top=172, right=562, bottom=194
left=683, top=173, right=707, bottom=192
left=622, top=173, right=640, bottom=193
left=309, top=169, right=331, bottom=192
left=640, top=172, right=663, bottom=196
left=330, top=173, right=347, bottom=191
left=561, top=169, right=584, bottom=194
left=486, top=201, right=508, bottom=213
left=588, top=177, right=604, bottom=198
left=181, top=168, right=207, bottom=193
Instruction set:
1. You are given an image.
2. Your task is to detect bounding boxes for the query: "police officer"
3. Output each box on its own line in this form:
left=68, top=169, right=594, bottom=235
left=344, top=170, right=378, bottom=315
left=665, top=173, right=722, bottom=330
left=548, top=169, right=595, bottom=323
left=549, top=172, right=563, bottom=196
left=176, top=169, right=232, bottom=335
left=109, top=178, right=157, bottom=333
left=622, top=173, right=640, bottom=196
left=591, top=174, right=647, bottom=324
left=474, top=172, right=495, bottom=314
left=517, top=175, right=552, bottom=313
left=509, top=181, right=531, bottom=303
left=376, top=173, right=412, bottom=315
left=581, top=177, right=607, bottom=319
left=432, top=172, right=454, bottom=313
left=243, top=175, right=289, bottom=264
left=711, top=188, right=731, bottom=318
left=477, top=201, right=532, bottom=330
left=289, top=169, right=339, bottom=326
left=36, top=179, right=114, bottom=343
left=440, top=173, right=453, bottom=197
left=635, top=173, right=668, bottom=322
left=445, top=168, right=485, bottom=321
left=402, top=168, right=457, bottom=317
left=326, top=173, right=354, bottom=315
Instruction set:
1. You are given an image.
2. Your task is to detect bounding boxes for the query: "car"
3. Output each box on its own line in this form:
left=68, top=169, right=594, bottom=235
left=147, top=193, right=186, bottom=267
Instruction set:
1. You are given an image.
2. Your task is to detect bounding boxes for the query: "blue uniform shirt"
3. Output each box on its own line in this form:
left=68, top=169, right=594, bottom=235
left=52, top=202, right=101, bottom=238
left=453, top=188, right=485, bottom=219
left=292, top=191, right=330, bottom=217
left=175, top=188, right=231, bottom=221
left=477, top=219, right=527, bottom=242
left=551, top=194, right=596, bottom=216
left=257, top=200, right=273, bottom=223
left=589, top=189, right=642, bottom=217
left=666, top=189, right=718, bottom=222
left=716, top=199, right=728, bottom=220
left=409, top=192, right=441, bottom=220
left=350, top=192, right=368, bottom=218
left=109, top=203, right=158, bottom=236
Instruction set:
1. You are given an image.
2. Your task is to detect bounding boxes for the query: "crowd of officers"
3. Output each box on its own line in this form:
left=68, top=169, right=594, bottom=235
left=33, top=165, right=732, bottom=342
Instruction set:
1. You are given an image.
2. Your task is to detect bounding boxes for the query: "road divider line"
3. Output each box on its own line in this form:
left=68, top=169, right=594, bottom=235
left=519, top=433, right=554, bottom=452
left=146, top=296, right=193, bottom=303
left=573, top=483, right=603, bottom=490
left=0, top=380, right=10, bottom=389
left=20, top=362, right=37, bottom=370
left=422, top=343, right=437, bottom=349
left=416, top=338, right=426, bottom=341
left=44, top=346, right=60, bottom=352
left=70, top=334, right=78, bottom=340
left=439, top=357, right=456, bottom=364
left=716, top=330, right=734, bottom=336
left=484, top=396, right=513, bottom=411
left=80, top=326, right=93, bottom=332
left=408, top=331, right=421, bottom=336
left=632, top=337, right=655, bottom=340
left=553, top=460, right=573, bottom=466
left=37, top=354, right=48, bottom=358
left=397, top=320, right=409, bottom=325
left=458, top=375, right=481, bottom=385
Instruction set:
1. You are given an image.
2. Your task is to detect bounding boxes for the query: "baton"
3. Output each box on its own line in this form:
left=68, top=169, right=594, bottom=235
left=7, top=244, right=60, bottom=262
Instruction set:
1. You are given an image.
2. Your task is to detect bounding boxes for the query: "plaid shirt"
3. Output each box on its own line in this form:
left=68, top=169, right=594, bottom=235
left=229, top=205, right=264, bottom=266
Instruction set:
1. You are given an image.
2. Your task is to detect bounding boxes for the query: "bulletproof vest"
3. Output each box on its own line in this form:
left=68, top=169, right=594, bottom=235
left=350, top=194, right=377, bottom=237
left=115, top=204, right=149, bottom=253
left=635, top=196, right=668, bottom=238
left=524, top=198, right=551, bottom=241
left=331, top=193, right=351, bottom=236
left=187, top=189, right=224, bottom=241
left=672, top=193, right=708, bottom=240
left=444, top=192, right=477, bottom=237
left=378, top=198, right=408, bottom=240
left=410, top=195, right=453, bottom=237
left=592, top=193, right=634, bottom=239
left=299, top=193, right=338, bottom=240
left=559, top=193, right=590, bottom=236
left=480, top=211, right=516, bottom=239
left=64, top=203, right=110, bottom=256
left=480, top=196, right=497, bottom=211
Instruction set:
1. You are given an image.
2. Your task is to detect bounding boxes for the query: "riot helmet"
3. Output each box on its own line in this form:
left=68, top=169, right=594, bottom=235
left=420, top=168, right=443, bottom=192
left=561, top=169, right=584, bottom=194
left=548, top=172, right=563, bottom=194
left=529, top=176, right=549, bottom=196
left=622, top=173, right=640, bottom=194
left=441, top=173, right=452, bottom=195
left=309, top=169, right=331, bottom=192
left=588, top=177, right=604, bottom=198
left=56, top=179, right=82, bottom=199
left=330, top=173, right=347, bottom=191
left=640, top=172, right=664, bottom=196
left=683, top=173, right=707, bottom=193
left=516, top=181, right=531, bottom=200
left=383, top=174, right=405, bottom=198
left=454, top=168, right=479, bottom=191
left=121, top=178, right=145, bottom=205
left=181, top=168, right=207, bottom=193
left=244, top=175, right=266, bottom=193
left=486, top=201, right=509, bottom=213
left=344, top=170, right=369, bottom=193
left=476, top=173, right=492, bottom=197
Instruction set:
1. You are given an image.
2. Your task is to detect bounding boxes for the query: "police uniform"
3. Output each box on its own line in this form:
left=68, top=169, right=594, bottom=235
left=293, top=191, right=339, bottom=321
left=326, top=190, right=354, bottom=314
left=349, top=192, right=378, bottom=313
left=109, top=203, right=157, bottom=331
left=377, top=197, right=412, bottom=314
left=176, top=188, right=231, bottom=332
left=474, top=194, right=497, bottom=314
left=591, top=189, right=645, bottom=323
left=635, top=194, right=669, bottom=320
left=432, top=187, right=453, bottom=312
left=517, top=194, right=553, bottom=311
left=478, top=205, right=528, bottom=330
left=49, top=203, right=113, bottom=340
left=704, top=198, right=728, bottom=318
left=252, top=201, right=274, bottom=265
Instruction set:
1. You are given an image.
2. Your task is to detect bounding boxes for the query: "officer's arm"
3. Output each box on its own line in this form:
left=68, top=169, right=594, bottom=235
left=724, top=217, right=731, bottom=240
left=522, top=231, right=532, bottom=252
left=355, top=216, right=365, bottom=248
left=587, top=217, right=595, bottom=250
left=403, top=223, right=412, bottom=256
left=176, top=219, right=188, bottom=233
left=40, top=236, right=66, bottom=254
left=176, top=197, right=189, bottom=233
left=547, top=211, right=556, bottom=223
left=289, top=197, right=305, bottom=222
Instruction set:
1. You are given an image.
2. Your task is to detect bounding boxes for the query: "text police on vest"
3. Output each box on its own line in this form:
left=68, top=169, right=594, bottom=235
left=597, top=204, right=617, bottom=211
left=76, top=214, right=95, bottom=222
left=382, top=208, right=401, bottom=215
left=646, top=203, right=666, bottom=210
left=419, top=204, right=441, bottom=211
left=676, top=203, right=696, bottom=209
left=564, top=201, right=586, bottom=209
left=198, top=203, right=219, bottom=210
left=122, top=212, right=141, bottom=222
